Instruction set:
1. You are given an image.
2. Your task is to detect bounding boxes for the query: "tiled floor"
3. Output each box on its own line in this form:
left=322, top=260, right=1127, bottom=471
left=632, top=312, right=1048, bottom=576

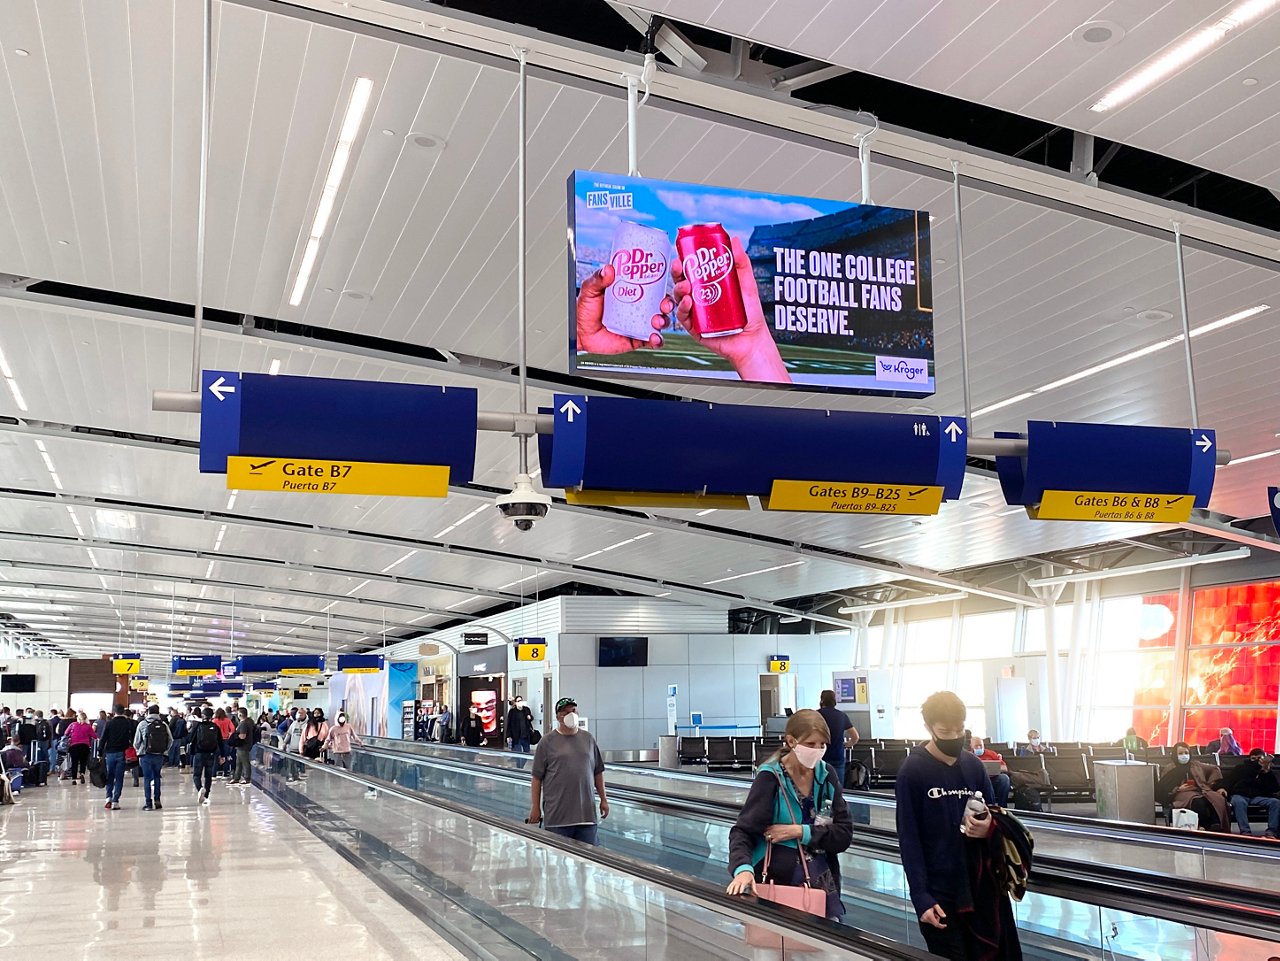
left=0, top=769, right=463, bottom=961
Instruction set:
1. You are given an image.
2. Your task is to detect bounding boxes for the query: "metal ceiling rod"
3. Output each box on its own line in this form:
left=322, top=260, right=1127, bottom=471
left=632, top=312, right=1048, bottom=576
left=515, top=47, right=531, bottom=475
left=190, top=0, right=212, bottom=393
left=625, top=73, right=640, bottom=176
left=951, top=161, right=974, bottom=427
left=1172, top=222, right=1200, bottom=428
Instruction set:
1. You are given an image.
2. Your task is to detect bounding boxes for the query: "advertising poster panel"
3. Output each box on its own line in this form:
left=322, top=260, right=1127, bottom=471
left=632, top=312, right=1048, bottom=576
left=568, top=170, right=934, bottom=397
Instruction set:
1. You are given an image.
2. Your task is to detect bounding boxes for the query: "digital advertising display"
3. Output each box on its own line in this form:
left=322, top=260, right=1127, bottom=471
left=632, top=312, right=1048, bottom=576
left=568, top=170, right=934, bottom=397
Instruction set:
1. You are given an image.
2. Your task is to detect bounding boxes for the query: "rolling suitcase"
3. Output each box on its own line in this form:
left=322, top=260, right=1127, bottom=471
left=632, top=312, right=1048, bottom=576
left=87, top=756, right=107, bottom=789
left=28, top=760, right=48, bottom=787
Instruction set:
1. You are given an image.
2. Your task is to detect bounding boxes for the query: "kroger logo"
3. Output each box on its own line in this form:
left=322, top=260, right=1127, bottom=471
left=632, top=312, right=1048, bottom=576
left=875, top=356, right=929, bottom=384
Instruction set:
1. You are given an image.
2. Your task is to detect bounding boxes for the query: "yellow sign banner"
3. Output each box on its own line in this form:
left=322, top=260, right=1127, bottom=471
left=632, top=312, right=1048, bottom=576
left=226, top=456, right=449, bottom=498
left=766, top=480, right=944, bottom=516
left=112, top=658, right=141, bottom=675
left=280, top=668, right=321, bottom=676
left=175, top=668, right=218, bottom=677
left=565, top=490, right=750, bottom=510
left=515, top=643, right=547, bottom=662
left=768, top=657, right=791, bottom=674
left=130, top=677, right=150, bottom=692
left=1032, top=490, right=1194, bottom=523
left=342, top=667, right=382, bottom=674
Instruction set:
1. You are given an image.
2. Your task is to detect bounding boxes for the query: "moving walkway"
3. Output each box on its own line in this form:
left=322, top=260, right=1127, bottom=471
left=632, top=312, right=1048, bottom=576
left=271, top=740, right=1280, bottom=960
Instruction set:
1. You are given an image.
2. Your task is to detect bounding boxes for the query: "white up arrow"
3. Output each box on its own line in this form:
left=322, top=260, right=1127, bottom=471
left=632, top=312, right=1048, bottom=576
left=559, top=399, right=582, bottom=423
left=208, top=376, right=236, bottom=402
left=1196, top=434, right=1212, bottom=454
left=944, top=421, right=964, bottom=443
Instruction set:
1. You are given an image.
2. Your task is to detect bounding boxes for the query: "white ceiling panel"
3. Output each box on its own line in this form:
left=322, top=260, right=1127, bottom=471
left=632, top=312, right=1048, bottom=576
left=628, top=1, right=1280, bottom=192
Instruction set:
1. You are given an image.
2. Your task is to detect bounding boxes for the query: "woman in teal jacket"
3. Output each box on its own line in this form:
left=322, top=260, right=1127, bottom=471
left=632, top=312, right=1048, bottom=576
left=726, top=709, right=855, bottom=920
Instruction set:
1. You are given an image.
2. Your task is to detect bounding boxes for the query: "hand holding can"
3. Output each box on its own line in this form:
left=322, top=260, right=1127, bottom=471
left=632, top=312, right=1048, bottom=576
left=671, top=234, right=792, bottom=384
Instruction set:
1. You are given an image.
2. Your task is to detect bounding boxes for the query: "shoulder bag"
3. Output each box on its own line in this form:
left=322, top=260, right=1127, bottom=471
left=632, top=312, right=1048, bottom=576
left=745, top=774, right=827, bottom=949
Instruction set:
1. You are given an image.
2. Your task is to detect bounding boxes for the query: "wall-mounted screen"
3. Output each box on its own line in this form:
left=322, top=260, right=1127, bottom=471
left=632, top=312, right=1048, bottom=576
left=598, top=636, right=649, bottom=668
left=0, top=674, right=37, bottom=693
left=569, top=170, right=934, bottom=397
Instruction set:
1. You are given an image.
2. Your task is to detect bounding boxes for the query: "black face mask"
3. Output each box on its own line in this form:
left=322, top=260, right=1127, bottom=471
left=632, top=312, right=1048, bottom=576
left=931, top=731, right=966, bottom=758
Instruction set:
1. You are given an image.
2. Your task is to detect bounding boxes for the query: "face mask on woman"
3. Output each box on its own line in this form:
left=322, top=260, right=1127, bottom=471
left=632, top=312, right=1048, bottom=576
left=337, top=715, right=347, bottom=725
left=1030, top=738, right=1042, bottom=747
left=1176, top=752, right=1191, bottom=765
left=790, top=743, right=826, bottom=770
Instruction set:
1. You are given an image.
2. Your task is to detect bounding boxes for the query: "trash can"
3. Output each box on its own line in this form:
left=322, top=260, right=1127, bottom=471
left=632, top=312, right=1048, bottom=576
left=1094, top=760, right=1155, bottom=824
left=658, top=735, right=679, bottom=770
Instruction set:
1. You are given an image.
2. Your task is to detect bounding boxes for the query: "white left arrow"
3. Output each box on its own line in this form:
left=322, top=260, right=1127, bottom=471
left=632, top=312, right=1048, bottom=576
left=559, top=399, right=582, bottom=422
left=1196, top=434, right=1212, bottom=454
left=208, top=376, right=236, bottom=402
left=944, top=421, right=964, bottom=443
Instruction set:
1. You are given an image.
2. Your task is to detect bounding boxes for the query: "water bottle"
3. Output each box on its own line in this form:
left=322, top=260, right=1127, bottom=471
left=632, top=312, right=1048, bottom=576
left=815, top=797, right=834, bottom=828
left=965, top=797, right=990, bottom=821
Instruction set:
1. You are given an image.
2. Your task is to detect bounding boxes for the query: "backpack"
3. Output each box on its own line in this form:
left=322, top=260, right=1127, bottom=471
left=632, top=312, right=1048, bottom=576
left=142, top=718, right=172, bottom=755
left=194, top=722, right=220, bottom=753
left=35, top=720, right=52, bottom=741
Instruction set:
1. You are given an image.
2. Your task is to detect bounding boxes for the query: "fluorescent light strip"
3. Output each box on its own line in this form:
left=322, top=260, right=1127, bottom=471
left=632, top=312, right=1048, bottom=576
left=446, top=595, right=483, bottom=610
left=204, top=561, right=215, bottom=578
left=380, top=550, right=416, bottom=574
left=268, top=359, right=281, bottom=376
left=575, top=531, right=654, bottom=562
left=1027, top=547, right=1250, bottom=588
left=974, top=305, right=1270, bottom=418
left=226, top=491, right=238, bottom=510
left=288, top=77, right=374, bottom=306
left=695, top=509, right=717, bottom=517
left=704, top=559, right=804, bottom=585
left=213, top=525, right=226, bottom=551
left=65, top=506, right=85, bottom=537
left=346, top=579, right=372, bottom=596
left=839, top=591, right=967, bottom=614
left=435, top=504, right=489, bottom=538
left=86, top=548, right=100, bottom=568
left=499, top=572, right=545, bottom=590
left=1090, top=0, right=1280, bottom=112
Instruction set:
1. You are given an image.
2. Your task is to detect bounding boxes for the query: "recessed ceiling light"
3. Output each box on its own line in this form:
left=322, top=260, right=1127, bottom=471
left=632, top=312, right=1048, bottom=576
left=56, top=240, right=70, bottom=246
left=969, top=501, right=991, bottom=510
left=1072, top=20, right=1125, bottom=47
left=1135, top=308, right=1173, bottom=322
left=381, top=128, right=396, bottom=136
left=1123, top=306, right=1136, bottom=313
left=906, top=405, right=934, bottom=414
left=342, top=289, right=370, bottom=301
left=14, top=49, right=29, bottom=57
left=935, top=257, right=947, bottom=264
left=1242, top=77, right=1259, bottom=86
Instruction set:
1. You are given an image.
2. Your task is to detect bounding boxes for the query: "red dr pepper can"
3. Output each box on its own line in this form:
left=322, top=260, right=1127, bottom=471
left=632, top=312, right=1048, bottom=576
left=675, top=222, right=747, bottom=338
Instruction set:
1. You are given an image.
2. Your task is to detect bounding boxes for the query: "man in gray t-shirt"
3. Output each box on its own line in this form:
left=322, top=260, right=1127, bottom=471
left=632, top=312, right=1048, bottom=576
left=528, top=697, right=609, bottom=845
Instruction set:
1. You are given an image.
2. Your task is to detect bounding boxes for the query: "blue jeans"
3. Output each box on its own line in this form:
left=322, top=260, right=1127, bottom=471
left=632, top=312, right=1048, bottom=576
left=1231, top=795, right=1280, bottom=834
left=167, top=739, right=182, bottom=768
left=140, top=754, right=164, bottom=804
left=44, top=744, right=57, bottom=774
left=829, top=760, right=847, bottom=791
left=512, top=738, right=530, bottom=754
left=192, top=751, right=216, bottom=794
left=989, top=773, right=1012, bottom=807
left=103, top=751, right=126, bottom=803
left=547, top=823, right=599, bottom=845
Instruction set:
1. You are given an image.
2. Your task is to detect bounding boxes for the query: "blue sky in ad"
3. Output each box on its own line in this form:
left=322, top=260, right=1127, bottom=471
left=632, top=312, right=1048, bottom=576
left=571, top=171, right=857, bottom=254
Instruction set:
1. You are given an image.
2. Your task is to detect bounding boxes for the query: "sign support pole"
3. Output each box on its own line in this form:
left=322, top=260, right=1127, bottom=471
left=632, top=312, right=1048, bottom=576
left=515, top=47, right=531, bottom=476
left=625, top=74, right=640, bottom=177
left=190, top=0, right=212, bottom=393
left=951, top=162, right=973, bottom=426
left=1172, top=222, right=1200, bottom=428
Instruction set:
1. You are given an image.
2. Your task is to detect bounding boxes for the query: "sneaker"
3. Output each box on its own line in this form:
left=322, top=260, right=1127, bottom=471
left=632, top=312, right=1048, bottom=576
left=111, top=801, right=120, bottom=810
left=200, top=789, right=210, bottom=805
left=104, top=800, right=113, bottom=810
left=144, top=802, right=153, bottom=811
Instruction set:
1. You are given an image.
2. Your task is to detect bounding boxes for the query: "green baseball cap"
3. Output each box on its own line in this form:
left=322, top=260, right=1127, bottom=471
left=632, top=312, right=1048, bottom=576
left=555, top=697, right=577, bottom=713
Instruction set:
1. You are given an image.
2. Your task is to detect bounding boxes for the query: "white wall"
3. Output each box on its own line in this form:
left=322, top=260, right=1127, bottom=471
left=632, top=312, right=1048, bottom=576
left=561, top=631, right=857, bottom=752
left=0, top=659, right=71, bottom=712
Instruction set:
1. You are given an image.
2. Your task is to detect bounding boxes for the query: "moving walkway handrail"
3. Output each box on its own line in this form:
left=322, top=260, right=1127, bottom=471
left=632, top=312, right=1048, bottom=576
left=354, top=742, right=1280, bottom=945
left=255, top=746, right=927, bottom=960
left=368, top=737, right=1280, bottom=862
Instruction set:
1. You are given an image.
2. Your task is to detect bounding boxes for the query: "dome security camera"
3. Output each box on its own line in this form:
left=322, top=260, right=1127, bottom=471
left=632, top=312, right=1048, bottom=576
left=494, top=474, right=551, bottom=532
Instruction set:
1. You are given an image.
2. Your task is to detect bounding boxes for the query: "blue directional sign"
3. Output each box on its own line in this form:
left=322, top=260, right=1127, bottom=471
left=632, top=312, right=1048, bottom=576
left=996, top=421, right=1217, bottom=522
left=172, top=655, right=221, bottom=677
left=336, top=654, right=384, bottom=674
left=540, top=394, right=968, bottom=506
left=199, top=370, right=242, bottom=473
left=199, top=371, right=479, bottom=483
left=236, top=654, right=325, bottom=675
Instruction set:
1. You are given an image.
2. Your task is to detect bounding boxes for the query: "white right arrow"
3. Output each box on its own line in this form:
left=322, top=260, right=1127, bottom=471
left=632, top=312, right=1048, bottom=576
left=944, top=421, right=963, bottom=443
left=1196, top=434, right=1212, bottom=454
left=559, top=399, right=582, bottom=423
left=208, top=376, right=236, bottom=402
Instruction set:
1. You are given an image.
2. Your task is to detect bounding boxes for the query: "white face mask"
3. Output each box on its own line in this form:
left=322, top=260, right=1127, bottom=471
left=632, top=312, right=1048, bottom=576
left=791, top=743, right=826, bottom=770
left=1176, top=753, right=1191, bottom=765
left=337, top=716, right=346, bottom=725
left=562, top=712, right=580, bottom=729
left=1030, top=738, right=1041, bottom=747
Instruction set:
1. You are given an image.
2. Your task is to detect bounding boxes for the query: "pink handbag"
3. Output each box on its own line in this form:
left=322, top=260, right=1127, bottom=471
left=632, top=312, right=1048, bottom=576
left=744, top=776, right=827, bottom=948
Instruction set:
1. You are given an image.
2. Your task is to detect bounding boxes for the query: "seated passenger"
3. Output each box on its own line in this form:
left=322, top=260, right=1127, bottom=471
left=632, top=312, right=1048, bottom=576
left=1156, top=742, right=1229, bottom=831
left=969, top=736, right=1012, bottom=808
left=1224, top=749, right=1280, bottom=839
left=1121, top=727, right=1149, bottom=753
left=1206, top=726, right=1244, bottom=757
left=1016, top=729, right=1054, bottom=756
left=0, top=736, right=26, bottom=775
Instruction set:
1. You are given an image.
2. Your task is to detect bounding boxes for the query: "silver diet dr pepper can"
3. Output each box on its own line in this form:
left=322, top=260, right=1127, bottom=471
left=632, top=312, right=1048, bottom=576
left=603, top=221, right=671, bottom=341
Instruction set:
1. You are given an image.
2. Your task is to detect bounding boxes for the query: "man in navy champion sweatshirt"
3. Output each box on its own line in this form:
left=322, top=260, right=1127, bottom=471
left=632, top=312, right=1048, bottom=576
left=896, top=691, right=1022, bottom=960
